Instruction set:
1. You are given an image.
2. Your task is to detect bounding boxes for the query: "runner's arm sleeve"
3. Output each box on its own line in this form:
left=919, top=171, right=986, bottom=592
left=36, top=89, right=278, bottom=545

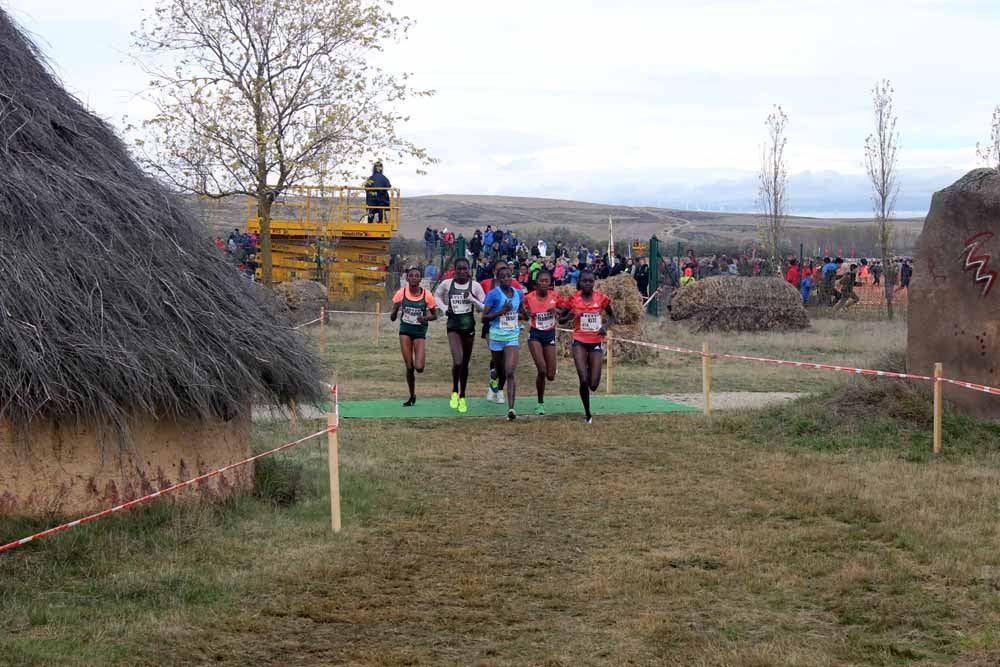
left=471, top=282, right=487, bottom=309
left=392, top=288, right=405, bottom=304
left=433, top=280, right=450, bottom=313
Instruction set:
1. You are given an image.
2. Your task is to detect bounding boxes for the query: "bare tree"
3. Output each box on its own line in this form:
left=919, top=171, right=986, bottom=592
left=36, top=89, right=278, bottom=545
left=757, top=105, right=789, bottom=275
left=864, top=79, right=900, bottom=319
left=977, top=105, right=1000, bottom=170
left=131, top=0, right=434, bottom=285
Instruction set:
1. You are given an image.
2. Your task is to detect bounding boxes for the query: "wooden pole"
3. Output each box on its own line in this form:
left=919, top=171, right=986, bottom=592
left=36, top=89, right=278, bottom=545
left=933, top=362, right=943, bottom=455
left=702, top=341, right=712, bottom=417
left=319, top=306, right=326, bottom=357
left=374, top=301, right=381, bottom=346
left=606, top=331, right=614, bottom=394
left=328, top=388, right=341, bottom=532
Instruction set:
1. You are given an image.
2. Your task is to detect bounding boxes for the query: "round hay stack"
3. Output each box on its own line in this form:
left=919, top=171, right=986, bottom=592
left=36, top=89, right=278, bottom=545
left=274, top=280, right=328, bottom=326
left=670, top=276, right=808, bottom=332
left=554, top=274, right=654, bottom=363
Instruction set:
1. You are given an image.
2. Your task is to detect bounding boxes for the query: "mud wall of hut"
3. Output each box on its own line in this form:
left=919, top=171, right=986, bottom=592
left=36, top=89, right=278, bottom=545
left=0, top=414, right=253, bottom=516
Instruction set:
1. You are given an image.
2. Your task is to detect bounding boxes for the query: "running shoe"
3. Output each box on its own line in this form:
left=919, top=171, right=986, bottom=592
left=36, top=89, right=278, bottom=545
left=585, top=415, right=593, bottom=424
left=535, top=403, right=545, bottom=416
left=403, top=397, right=416, bottom=407
left=486, top=388, right=497, bottom=402
left=458, top=397, right=468, bottom=414
left=507, top=409, right=517, bottom=421
left=449, top=392, right=459, bottom=409
left=495, top=389, right=505, bottom=404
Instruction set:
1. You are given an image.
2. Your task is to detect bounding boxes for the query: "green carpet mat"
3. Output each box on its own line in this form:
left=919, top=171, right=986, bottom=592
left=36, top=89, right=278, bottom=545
left=338, top=395, right=698, bottom=419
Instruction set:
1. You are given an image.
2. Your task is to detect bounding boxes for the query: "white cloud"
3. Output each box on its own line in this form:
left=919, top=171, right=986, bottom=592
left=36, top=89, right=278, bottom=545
left=2, top=0, right=997, bottom=212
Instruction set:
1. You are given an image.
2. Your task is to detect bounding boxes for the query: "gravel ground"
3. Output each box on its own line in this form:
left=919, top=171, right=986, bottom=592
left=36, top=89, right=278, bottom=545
left=660, top=392, right=806, bottom=411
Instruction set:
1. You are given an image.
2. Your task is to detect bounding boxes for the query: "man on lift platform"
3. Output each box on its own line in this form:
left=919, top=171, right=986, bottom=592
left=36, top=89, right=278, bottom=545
left=365, top=160, right=391, bottom=223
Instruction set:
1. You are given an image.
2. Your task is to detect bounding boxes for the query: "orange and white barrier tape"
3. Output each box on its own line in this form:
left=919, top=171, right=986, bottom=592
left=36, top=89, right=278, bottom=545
left=556, top=327, right=1000, bottom=397
left=325, top=309, right=390, bottom=316
left=292, top=317, right=323, bottom=329
left=0, top=408, right=338, bottom=556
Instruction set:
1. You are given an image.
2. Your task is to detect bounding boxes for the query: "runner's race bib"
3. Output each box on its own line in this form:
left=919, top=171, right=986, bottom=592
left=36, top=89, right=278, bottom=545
left=402, top=306, right=423, bottom=325
left=450, top=293, right=472, bottom=314
left=499, top=311, right=518, bottom=330
left=534, top=311, right=555, bottom=331
left=580, top=312, right=602, bottom=332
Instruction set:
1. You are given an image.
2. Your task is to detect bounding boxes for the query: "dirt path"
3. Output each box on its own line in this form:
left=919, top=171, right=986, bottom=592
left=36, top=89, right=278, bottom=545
left=168, top=414, right=986, bottom=666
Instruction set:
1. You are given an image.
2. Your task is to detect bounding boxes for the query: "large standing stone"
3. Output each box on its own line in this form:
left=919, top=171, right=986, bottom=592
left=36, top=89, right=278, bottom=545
left=909, top=169, right=1000, bottom=419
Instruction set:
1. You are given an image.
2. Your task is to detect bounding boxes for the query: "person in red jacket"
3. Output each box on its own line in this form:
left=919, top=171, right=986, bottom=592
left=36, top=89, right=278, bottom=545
left=785, top=259, right=801, bottom=287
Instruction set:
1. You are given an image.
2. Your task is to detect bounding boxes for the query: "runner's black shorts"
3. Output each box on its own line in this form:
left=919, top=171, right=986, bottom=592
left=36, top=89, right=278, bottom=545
left=447, top=327, right=476, bottom=337
left=528, top=329, right=556, bottom=346
left=572, top=339, right=603, bottom=353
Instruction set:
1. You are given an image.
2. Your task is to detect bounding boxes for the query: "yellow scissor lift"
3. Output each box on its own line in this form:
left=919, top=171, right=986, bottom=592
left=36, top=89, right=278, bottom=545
left=247, top=185, right=400, bottom=304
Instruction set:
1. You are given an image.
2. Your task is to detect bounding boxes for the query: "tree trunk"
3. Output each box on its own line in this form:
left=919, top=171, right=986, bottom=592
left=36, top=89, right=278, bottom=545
left=882, top=255, right=895, bottom=321
left=258, top=195, right=273, bottom=287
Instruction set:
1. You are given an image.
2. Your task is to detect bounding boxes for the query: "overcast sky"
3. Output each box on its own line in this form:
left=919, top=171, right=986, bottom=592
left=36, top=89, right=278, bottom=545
left=3, top=0, right=998, bottom=213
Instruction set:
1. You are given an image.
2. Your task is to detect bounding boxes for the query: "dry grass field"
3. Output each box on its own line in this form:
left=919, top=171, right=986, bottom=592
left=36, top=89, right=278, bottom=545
left=2, top=315, right=999, bottom=666
left=325, top=312, right=909, bottom=400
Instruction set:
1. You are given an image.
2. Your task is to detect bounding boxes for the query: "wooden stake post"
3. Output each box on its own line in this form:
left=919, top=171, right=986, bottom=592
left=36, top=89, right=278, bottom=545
left=319, top=306, right=326, bottom=357
left=933, top=363, right=943, bottom=455
left=375, top=301, right=381, bottom=346
left=606, top=332, right=614, bottom=394
left=328, top=386, right=341, bottom=532
left=702, top=341, right=712, bottom=417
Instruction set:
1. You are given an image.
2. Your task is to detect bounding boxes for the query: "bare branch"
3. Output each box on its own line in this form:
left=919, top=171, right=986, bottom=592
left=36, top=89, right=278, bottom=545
left=756, top=105, right=788, bottom=275
left=129, top=0, right=436, bottom=283
left=976, top=105, right=1000, bottom=171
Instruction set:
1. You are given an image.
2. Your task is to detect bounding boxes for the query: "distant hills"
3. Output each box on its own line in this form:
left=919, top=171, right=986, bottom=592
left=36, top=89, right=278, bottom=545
left=408, top=167, right=961, bottom=219
left=190, top=193, right=926, bottom=255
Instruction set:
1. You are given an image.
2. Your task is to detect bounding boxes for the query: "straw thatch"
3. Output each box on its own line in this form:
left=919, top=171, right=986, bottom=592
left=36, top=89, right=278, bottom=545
left=0, top=10, right=322, bottom=442
left=274, top=281, right=328, bottom=326
left=554, top=274, right=654, bottom=363
left=670, top=277, right=808, bottom=332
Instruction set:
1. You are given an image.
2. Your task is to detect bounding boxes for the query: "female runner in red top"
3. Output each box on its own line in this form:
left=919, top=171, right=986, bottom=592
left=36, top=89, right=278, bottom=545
left=559, top=269, right=615, bottom=423
left=521, top=270, right=559, bottom=415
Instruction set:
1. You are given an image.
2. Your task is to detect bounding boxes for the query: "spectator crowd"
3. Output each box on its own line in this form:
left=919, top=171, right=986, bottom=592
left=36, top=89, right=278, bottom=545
left=215, top=228, right=259, bottom=281
left=400, top=226, right=914, bottom=314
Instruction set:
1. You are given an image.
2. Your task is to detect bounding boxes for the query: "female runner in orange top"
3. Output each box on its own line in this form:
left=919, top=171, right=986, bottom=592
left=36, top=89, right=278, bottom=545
left=521, top=270, right=559, bottom=415
left=559, top=269, right=615, bottom=423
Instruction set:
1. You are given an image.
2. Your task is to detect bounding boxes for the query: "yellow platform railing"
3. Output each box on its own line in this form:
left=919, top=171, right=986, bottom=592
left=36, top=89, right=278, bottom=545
left=246, top=185, right=401, bottom=234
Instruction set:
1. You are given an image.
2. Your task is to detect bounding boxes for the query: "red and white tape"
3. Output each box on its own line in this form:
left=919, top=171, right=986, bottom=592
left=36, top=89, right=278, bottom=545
left=326, top=309, right=389, bottom=316
left=0, top=386, right=341, bottom=556
left=556, top=327, right=1000, bottom=397
left=292, top=316, right=324, bottom=330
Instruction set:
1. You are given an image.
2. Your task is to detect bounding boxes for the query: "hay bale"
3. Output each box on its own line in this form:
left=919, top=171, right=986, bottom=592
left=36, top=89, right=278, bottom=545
left=554, top=273, right=644, bottom=325
left=670, top=276, right=808, bottom=332
left=553, top=276, right=653, bottom=362
left=273, top=280, right=328, bottom=325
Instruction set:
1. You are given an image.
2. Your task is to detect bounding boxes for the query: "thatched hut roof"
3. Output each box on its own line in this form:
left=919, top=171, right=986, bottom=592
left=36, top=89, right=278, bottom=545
left=0, top=10, right=322, bottom=438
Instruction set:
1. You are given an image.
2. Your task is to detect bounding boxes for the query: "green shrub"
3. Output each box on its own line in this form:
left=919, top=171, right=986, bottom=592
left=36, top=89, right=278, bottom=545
left=253, top=457, right=306, bottom=506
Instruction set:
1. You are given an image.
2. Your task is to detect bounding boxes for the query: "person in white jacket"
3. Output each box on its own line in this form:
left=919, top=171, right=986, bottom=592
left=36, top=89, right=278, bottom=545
left=433, top=258, right=486, bottom=414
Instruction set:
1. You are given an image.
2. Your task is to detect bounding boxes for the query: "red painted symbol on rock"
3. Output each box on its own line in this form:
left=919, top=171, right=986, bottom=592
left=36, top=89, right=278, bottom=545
left=962, top=232, right=997, bottom=298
